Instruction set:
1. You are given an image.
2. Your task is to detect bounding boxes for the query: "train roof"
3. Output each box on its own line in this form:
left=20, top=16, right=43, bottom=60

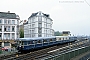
left=55, top=36, right=69, bottom=38
left=55, top=36, right=77, bottom=38
left=16, top=36, right=56, bottom=41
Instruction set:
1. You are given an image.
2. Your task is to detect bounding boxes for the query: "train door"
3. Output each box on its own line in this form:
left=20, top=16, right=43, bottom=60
left=29, top=40, right=34, bottom=49
left=49, top=39, right=54, bottom=45
left=43, top=39, right=48, bottom=46
left=53, top=38, right=56, bottom=44
left=36, top=39, right=42, bottom=48
left=23, top=41, right=31, bottom=50
left=33, top=40, right=37, bottom=48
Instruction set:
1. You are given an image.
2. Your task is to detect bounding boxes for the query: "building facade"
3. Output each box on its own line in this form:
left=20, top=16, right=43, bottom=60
left=0, top=11, right=20, bottom=40
left=24, top=11, right=54, bottom=38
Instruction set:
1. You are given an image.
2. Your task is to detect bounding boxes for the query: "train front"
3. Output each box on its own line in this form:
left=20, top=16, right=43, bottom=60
left=16, top=39, right=23, bottom=53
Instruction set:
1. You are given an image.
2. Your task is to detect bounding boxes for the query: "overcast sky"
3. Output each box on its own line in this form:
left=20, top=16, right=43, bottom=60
left=0, top=0, right=90, bottom=35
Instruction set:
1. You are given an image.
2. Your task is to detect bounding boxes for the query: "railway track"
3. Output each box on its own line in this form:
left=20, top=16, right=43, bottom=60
left=3, top=43, right=69, bottom=60
left=0, top=53, right=16, bottom=60
left=0, top=39, right=89, bottom=60
left=28, top=40, right=90, bottom=60
left=0, top=52, right=24, bottom=60
left=40, top=40, right=90, bottom=60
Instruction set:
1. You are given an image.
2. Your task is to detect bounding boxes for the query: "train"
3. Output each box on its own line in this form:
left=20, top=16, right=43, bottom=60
left=16, top=36, right=78, bottom=53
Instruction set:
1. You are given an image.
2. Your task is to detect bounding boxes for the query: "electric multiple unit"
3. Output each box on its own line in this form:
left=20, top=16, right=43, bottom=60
left=16, top=36, right=78, bottom=53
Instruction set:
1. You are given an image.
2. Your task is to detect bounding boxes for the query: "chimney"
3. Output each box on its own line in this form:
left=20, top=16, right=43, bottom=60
left=24, top=20, right=27, bottom=23
left=8, top=11, right=10, bottom=13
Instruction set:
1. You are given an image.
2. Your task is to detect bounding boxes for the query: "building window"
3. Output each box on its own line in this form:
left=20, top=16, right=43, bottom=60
left=12, top=20, right=15, bottom=24
left=12, top=33, right=15, bottom=39
left=38, top=29, right=42, bottom=34
left=4, top=42, right=10, bottom=46
left=38, top=23, right=42, bottom=28
left=0, top=34, right=2, bottom=39
left=38, top=35, right=41, bottom=37
left=44, top=18, right=46, bottom=22
left=4, top=34, right=7, bottom=39
left=32, top=30, right=34, bottom=33
left=4, top=26, right=7, bottom=32
left=12, top=26, right=15, bottom=32
left=0, top=26, right=2, bottom=32
left=7, top=33, right=10, bottom=39
left=0, top=20, right=2, bottom=23
left=8, top=20, right=11, bottom=24
left=38, top=17, right=42, bottom=22
left=32, top=24, right=35, bottom=27
left=4, top=19, right=7, bottom=24
left=32, top=17, right=35, bottom=23
left=7, top=26, right=10, bottom=32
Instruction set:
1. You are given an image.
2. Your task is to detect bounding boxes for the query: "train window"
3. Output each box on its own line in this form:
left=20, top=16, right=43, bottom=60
left=43, top=39, right=48, bottom=43
left=56, top=38, right=59, bottom=41
left=19, top=41, right=22, bottom=45
left=54, top=38, right=56, bottom=41
left=34, top=40, right=37, bottom=44
left=23, top=41, right=28, bottom=45
left=63, top=38, right=64, bottom=40
left=19, top=41, right=21, bottom=44
left=50, top=39, right=53, bottom=42
left=28, top=41, right=30, bottom=44
left=22, top=41, right=24, bottom=45
left=37, top=40, right=42, bottom=44
left=33, top=41, right=34, bottom=44
left=59, top=38, right=61, bottom=40
left=30, top=41, right=34, bottom=44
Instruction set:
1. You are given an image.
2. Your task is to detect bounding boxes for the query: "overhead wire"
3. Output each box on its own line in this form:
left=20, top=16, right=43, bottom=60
left=84, top=0, right=90, bottom=6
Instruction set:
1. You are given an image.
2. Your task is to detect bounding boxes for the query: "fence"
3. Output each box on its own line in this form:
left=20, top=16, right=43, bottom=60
left=45, top=46, right=90, bottom=60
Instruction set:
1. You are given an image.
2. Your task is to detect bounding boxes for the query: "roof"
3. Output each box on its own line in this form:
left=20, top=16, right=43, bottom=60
left=16, top=36, right=56, bottom=41
left=29, top=12, right=38, bottom=18
left=62, top=31, right=70, bottom=33
left=0, top=12, right=17, bottom=19
left=28, top=11, right=50, bottom=19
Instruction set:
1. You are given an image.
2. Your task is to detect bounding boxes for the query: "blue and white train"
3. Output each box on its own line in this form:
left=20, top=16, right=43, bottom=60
left=16, top=36, right=77, bottom=53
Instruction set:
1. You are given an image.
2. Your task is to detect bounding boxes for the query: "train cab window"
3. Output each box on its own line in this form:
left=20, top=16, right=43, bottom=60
left=19, top=41, right=21, bottom=44
left=19, top=41, right=23, bottom=45
left=17, top=41, right=19, bottom=45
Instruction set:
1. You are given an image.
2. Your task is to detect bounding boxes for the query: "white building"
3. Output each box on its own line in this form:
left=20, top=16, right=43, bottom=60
left=24, top=11, right=54, bottom=38
left=0, top=11, right=20, bottom=40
